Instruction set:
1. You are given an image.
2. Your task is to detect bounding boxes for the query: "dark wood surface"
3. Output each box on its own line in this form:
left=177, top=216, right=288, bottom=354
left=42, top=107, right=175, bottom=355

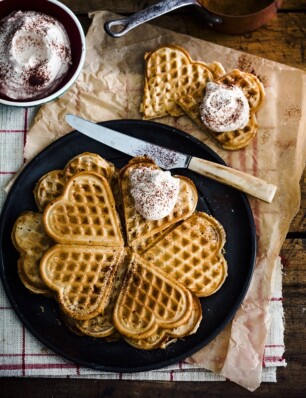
left=1, top=1, right=305, bottom=397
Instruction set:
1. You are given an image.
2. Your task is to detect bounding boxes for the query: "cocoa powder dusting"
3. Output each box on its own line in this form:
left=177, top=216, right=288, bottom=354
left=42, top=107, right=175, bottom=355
left=27, top=64, right=50, bottom=87
left=0, top=11, right=72, bottom=100
left=284, top=105, right=302, bottom=120
left=237, top=54, right=268, bottom=87
left=134, top=144, right=186, bottom=169
left=129, top=167, right=180, bottom=220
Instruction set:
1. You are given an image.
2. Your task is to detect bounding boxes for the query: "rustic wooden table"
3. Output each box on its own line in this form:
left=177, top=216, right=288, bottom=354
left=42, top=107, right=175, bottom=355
left=2, top=1, right=305, bottom=396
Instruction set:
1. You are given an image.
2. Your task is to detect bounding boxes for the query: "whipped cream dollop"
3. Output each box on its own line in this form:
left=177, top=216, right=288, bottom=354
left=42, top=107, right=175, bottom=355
left=129, top=167, right=180, bottom=220
left=200, top=82, right=250, bottom=132
left=0, top=11, right=72, bottom=100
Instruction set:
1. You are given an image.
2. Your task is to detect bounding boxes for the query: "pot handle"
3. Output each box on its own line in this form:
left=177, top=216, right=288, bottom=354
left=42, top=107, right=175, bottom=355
left=104, top=0, right=222, bottom=38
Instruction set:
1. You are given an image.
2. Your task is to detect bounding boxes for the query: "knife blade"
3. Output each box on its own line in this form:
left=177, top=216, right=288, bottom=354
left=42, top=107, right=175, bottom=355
left=66, top=114, right=277, bottom=203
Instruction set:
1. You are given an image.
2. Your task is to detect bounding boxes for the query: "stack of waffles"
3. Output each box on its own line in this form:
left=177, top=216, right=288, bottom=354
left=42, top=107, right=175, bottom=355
left=140, top=45, right=265, bottom=150
left=12, top=152, right=228, bottom=350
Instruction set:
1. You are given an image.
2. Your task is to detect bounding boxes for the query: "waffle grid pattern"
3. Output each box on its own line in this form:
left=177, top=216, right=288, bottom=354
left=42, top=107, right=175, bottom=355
left=141, top=46, right=221, bottom=119
left=142, top=213, right=227, bottom=296
left=44, top=173, right=122, bottom=246
left=64, top=153, right=114, bottom=181
left=75, top=257, right=128, bottom=337
left=34, top=153, right=114, bottom=212
left=114, top=255, right=196, bottom=339
left=124, top=290, right=201, bottom=350
left=41, top=245, right=123, bottom=320
left=34, top=170, right=65, bottom=212
left=217, top=70, right=265, bottom=112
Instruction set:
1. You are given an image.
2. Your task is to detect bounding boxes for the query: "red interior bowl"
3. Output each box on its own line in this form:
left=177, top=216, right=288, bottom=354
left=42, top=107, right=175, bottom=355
left=0, top=0, right=86, bottom=106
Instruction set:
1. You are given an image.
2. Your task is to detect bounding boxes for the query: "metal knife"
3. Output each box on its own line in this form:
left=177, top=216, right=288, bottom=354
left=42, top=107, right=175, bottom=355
left=66, top=114, right=277, bottom=203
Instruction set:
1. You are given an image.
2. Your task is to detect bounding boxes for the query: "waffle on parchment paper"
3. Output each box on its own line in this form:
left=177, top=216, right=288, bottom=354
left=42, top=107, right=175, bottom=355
left=140, top=46, right=265, bottom=150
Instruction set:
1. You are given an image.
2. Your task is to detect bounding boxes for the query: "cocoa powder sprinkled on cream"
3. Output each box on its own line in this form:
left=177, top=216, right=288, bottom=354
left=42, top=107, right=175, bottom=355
left=200, top=82, right=250, bottom=132
left=0, top=10, right=72, bottom=100
left=129, top=167, right=180, bottom=220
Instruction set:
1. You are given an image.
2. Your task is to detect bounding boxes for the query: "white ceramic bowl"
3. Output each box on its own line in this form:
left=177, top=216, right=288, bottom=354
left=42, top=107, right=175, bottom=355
left=0, top=0, right=86, bottom=107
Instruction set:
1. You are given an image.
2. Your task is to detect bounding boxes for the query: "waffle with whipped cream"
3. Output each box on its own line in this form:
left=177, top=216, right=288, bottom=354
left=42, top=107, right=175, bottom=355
left=119, top=157, right=198, bottom=250
left=12, top=153, right=229, bottom=349
left=178, top=69, right=265, bottom=150
left=140, top=45, right=225, bottom=119
left=140, top=45, right=265, bottom=150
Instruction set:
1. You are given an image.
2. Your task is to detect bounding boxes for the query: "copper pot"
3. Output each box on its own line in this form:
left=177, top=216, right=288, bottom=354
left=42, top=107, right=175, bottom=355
left=104, top=0, right=282, bottom=37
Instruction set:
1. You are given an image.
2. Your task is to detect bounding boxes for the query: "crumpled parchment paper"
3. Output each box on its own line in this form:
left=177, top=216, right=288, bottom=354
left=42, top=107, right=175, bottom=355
left=23, top=11, right=306, bottom=391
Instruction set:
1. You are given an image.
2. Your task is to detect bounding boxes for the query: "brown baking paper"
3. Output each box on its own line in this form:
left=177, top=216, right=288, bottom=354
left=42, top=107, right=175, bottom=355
left=24, top=11, right=306, bottom=391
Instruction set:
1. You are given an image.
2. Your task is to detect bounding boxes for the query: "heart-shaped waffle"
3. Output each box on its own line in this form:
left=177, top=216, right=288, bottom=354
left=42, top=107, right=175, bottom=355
left=63, top=152, right=115, bottom=182
left=177, top=69, right=265, bottom=150
left=43, top=171, right=124, bottom=246
left=34, top=152, right=115, bottom=212
left=11, top=211, right=53, bottom=295
left=40, top=244, right=124, bottom=320
left=113, top=253, right=201, bottom=340
left=124, top=294, right=202, bottom=350
left=140, top=45, right=225, bottom=119
left=217, top=69, right=265, bottom=112
left=119, top=157, right=197, bottom=248
left=142, top=212, right=227, bottom=297
left=12, top=151, right=230, bottom=349
left=74, top=252, right=129, bottom=337
left=34, top=170, right=65, bottom=212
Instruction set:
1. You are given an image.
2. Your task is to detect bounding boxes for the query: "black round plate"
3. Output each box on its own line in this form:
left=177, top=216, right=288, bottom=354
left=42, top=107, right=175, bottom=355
left=0, top=120, right=256, bottom=372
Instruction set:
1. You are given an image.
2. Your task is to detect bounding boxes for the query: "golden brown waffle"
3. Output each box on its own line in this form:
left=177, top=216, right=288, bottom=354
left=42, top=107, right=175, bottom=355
left=142, top=212, right=227, bottom=297
left=113, top=253, right=201, bottom=340
left=34, top=153, right=115, bottom=212
left=64, top=152, right=115, bottom=182
left=12, top=212, right=53, bottom=295
left=40, top=244, right=124, bottom=320
left=12, top=151, right=231, bottom=349
left=34, top=170, right=65, bottom=212
left=75, top=252, right=128, bottom=337
left=130, top=225, right=174, bottom=255
left=217, top=69, right=265, bottom=112
left=43, top=172, right=124, bottom=247
left=120, top=157, right=197, bottom=248
left=177, top=69, right=265, bottom=150
left=124, top=294, right=202, bottom=349
left=140, top=45, right=225, bottom=119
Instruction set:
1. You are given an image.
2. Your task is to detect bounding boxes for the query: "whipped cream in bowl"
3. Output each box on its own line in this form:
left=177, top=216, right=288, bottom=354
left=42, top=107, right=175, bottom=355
left=200, top=82, right=250, bottom=132
left=0, top=11, right=72, bottom=100
left=0, top=0, right=86, bottom=107
left=129, top=167, right=180, bottom=220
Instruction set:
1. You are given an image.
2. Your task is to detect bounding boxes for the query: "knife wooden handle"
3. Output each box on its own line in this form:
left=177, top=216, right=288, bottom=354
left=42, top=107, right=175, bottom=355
left=188, top=157, right=277, bottom=203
